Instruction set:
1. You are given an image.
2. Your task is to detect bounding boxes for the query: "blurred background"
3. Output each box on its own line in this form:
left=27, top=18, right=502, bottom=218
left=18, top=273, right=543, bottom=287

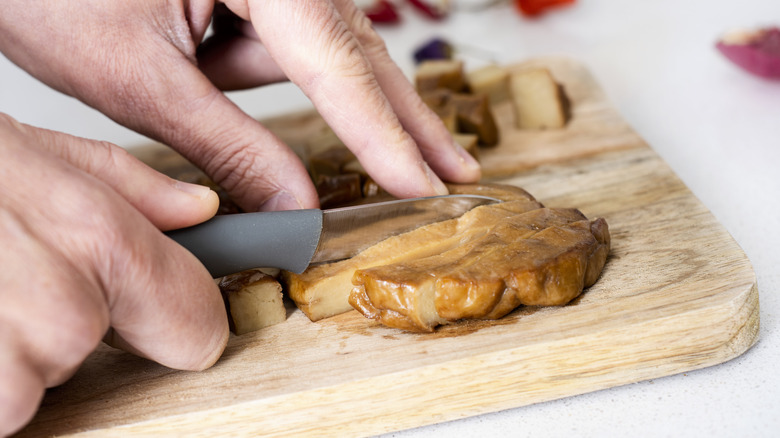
left=2, top=0, right=778, bottom=436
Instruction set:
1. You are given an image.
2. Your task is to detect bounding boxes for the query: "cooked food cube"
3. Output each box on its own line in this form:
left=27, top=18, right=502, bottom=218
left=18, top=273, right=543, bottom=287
left=466, top=64, right=511, bottom=105
left=219, top=270, right=286, bottom=335
left=415, top=59, right=466, bottom=93
left=510, top=68, right=568, bottom=129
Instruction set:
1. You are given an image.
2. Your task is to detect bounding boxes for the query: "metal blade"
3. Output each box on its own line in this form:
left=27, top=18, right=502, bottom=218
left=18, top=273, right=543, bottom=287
left=310, top=194, right=500, bottom=264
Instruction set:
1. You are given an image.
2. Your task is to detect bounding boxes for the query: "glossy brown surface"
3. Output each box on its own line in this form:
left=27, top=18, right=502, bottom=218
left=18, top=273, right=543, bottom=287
left=283, top=183, right=542, bottom=322
left=219, top=270, right=286, bottom=335
left=350, top=200, right=610, bottom=332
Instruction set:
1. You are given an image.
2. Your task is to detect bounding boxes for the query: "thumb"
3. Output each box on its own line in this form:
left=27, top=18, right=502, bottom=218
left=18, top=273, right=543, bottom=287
left=22, top=121, right=219, bottom=231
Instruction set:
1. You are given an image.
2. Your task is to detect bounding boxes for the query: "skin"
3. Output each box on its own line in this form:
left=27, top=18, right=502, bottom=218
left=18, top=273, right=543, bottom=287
left=0, top=114, right=229, bottom=435
left=0, top=0, right=481, bottom=435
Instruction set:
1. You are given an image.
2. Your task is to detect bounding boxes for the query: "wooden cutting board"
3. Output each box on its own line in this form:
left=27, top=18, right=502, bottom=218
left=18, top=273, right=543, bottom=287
left=19, top=57, right=759, bottom=437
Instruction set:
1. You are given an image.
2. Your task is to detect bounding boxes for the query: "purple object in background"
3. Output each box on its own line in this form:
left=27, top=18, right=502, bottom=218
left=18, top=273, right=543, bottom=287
left=413, top=37, right=454, bottom=64
left=716, top=27, right=780, bottom=79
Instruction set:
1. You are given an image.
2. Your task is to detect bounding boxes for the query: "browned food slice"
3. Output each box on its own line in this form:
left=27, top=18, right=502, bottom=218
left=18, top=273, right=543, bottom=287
left=219, top=270, right=287, bottom=335
left=282, top=184, right=542, bottom=321
left=350, top=209, right=610, bottom=332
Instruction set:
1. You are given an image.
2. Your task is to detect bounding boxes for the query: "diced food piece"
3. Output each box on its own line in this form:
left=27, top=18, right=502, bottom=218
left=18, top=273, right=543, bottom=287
left=219, top=270, right=286, bottom=335
left=510, top=67, right=568, bottom=129
left=431, top=104, right=458, bottom=132
left=316, top=173, right=363, bottom=209
left=415, top=59, right=466, bottom=93
left=420, top=89, right=458, bottom=131
left=362, top=177, right=384, bottom=198
left=282, top=184, right=544, bottom=321
left=419, top=88, right=453, bottom=108
left=307, top=146, right=356, bottom=179
left=466, top=64, right=511, bottom=105
left=449, top=93, right=500, bottom=146
left=420, top=89, right=499, bottom=146
left=716, top=27, right=780, bottom=79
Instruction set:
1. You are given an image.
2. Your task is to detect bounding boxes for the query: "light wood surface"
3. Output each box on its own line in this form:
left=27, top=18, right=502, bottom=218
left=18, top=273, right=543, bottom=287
left=18, top=58, right=759, bottom=437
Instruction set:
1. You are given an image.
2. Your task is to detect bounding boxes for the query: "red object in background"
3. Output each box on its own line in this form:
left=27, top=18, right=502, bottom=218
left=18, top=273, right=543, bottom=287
left=363, top=0, right=401, bottom=24
left=515, top=0, right=576, bottom=16
left=407, top=0, right=449, bottom=20
left=716, top=27, right=780, bottom=79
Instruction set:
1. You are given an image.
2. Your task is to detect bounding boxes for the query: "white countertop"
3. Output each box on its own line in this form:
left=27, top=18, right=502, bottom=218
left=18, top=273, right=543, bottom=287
left=2, top=1, right=778, bottom=436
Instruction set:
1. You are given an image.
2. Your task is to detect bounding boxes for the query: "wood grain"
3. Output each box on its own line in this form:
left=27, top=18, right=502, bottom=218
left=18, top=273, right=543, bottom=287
left=18, top=57, right=759, bottom=437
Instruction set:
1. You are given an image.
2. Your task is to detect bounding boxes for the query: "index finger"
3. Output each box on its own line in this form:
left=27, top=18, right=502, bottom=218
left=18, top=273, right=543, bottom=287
left=246, top=0, right=454, bottom=199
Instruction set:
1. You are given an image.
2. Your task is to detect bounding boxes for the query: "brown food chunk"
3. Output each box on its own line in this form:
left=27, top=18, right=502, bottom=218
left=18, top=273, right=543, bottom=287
left=219, top=270, right=286, bottom=335
left=421, top=89, right=499, bottom=146
left=449, top=93, right=500, bottom=146
left=415, top=59, right=467, bottom=93
left=510, top=67, right=569, bottom=129
left=307, top=146, right=356, bottom=181
left=282, top=184, right=544, bottom=321
left=466, top=64, right=511, bottom=105
left=350, top=209, right=610, bottom=332
left=316, top=173, right=363, bottom=209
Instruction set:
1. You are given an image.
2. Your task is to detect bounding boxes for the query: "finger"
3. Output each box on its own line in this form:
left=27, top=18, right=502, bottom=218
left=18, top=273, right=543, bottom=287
left=49, top=160, right=231, bottom=370
left=1, top=3, right=319, bottom=213
left=101, top=228, right=230, bottom=370
left=247, top=0, right=450, bottom=199
left=0, top=179, right=107, bottom=437
left=16, top=119, right=219, bottom=231
left=197, top=7, right=288, bottom=90
left=0, top=334, right=45, bottom=437
left=333, top=0, right=481, bottom=184
left=100, top=37, right=318, bottom=212
left=0, top=210, right=109, bottom=389
left=2, top=118, right=230, bottom=372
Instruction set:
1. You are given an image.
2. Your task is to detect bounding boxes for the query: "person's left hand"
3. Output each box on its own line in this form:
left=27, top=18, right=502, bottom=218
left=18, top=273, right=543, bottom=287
left=0, top=0, right=481, bottom=212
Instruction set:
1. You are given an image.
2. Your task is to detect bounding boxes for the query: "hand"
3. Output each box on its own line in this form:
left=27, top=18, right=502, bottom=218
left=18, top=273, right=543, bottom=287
left=0, top=114, right=229, bottom=436
left=0, top=0, right=481, bottom=213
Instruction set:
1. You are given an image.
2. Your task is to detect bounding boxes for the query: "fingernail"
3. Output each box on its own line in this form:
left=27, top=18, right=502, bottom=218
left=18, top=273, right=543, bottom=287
left=453, top=140, right=481, bottom=173
left=174, top=181, right=214, bottom=200
left=261, top=191, right=304, bottom=211
left=423, top=162, right=450, bottom=196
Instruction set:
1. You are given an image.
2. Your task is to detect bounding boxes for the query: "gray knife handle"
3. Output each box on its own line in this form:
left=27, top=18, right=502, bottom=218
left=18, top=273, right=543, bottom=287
left=165, top=209, right=323, bottom=277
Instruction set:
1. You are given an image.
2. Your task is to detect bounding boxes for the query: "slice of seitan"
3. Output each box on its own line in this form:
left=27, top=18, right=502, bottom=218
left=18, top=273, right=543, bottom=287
left=282, top=184, right=542, bottom=321
left=284, top=182, right=610, bottom=331
left=350, top=208, right=610, bottom=332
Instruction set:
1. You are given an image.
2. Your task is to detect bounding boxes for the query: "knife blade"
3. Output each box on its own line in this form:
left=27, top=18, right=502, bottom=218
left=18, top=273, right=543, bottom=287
left=165, top=194, right=500, bottom=277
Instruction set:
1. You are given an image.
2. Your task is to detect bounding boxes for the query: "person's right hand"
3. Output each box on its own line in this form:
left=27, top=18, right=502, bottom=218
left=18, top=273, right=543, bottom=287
left=0, top=113, right=230, bottom=437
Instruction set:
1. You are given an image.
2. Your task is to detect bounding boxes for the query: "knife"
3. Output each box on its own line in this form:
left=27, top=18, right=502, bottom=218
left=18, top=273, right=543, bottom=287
left=165, top=194, right=500, bottom=277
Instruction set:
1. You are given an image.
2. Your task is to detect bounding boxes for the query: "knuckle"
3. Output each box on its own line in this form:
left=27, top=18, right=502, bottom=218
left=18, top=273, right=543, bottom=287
left=72, top=139, right=128, bottom=177
left=349, top=10, right=386, bottom=54
left=0, top=112, right=22, bottom=130
left=204, top=145, right=270, bottom=200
